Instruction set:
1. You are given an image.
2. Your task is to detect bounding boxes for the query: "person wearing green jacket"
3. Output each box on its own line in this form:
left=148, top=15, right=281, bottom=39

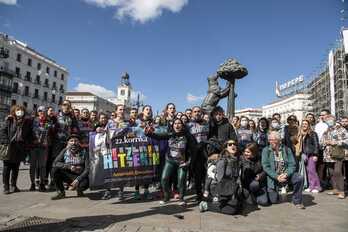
left=261, top=131, right=305, bottom=209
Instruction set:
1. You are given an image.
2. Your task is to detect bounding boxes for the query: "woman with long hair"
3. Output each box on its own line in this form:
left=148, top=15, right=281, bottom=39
left=0, top=105, right=33, bottom=194
left=145, top=118, right=197, bottom=206
left=296, top=120, right=321, bottom=193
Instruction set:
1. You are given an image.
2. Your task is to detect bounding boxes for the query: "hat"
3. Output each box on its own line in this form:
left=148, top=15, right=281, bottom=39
left=67, top=133, right=80, bottom=141
left=37, top=106, right=46, bottom=112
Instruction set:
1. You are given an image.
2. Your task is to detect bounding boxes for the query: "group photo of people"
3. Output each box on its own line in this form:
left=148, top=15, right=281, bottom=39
left=1, top=100, right=347, bottom=215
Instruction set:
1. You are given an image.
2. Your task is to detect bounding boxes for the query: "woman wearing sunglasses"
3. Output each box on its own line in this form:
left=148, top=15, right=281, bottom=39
left=200, top=139, right=243, bottom=215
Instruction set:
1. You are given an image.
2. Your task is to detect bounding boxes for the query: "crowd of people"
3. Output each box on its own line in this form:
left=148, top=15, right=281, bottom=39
left=0, top=100, right=347, bottom=215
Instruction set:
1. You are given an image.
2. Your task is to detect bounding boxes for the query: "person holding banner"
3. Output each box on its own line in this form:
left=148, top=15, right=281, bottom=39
left=145, top=118, right=197, bottom=206
left=51, top=134, right=89, bottom=200
left=132, top=105, right=154, bottom=200
left=102, top=104, right=130, bottom=200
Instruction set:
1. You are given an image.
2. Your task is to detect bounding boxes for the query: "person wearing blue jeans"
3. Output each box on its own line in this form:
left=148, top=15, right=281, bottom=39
left=261, top=131, right=305, bottom=209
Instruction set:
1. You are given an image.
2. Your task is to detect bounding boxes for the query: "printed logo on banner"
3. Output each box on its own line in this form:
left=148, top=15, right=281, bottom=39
left=89, top=130, right=161, bottom=190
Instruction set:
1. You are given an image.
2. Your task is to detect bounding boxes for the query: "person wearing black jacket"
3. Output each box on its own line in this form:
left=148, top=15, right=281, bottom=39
left=145, top=118, right=197, bottom=206
left=51, top=134, right=89, bottom=200
left=241, top=143, right=268, bottom=206
left=0, top=105, right=33, bottom=194
left=208, top=106, right=237, bottom=143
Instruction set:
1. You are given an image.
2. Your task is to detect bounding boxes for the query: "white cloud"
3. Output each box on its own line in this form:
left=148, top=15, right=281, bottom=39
left=0, top=0, right=17, bottom=5
left=84, top=0, right=188, bottom=23
left=186, top=93, right=204, bottom=103
left=74, top=83, right=115, bottom=99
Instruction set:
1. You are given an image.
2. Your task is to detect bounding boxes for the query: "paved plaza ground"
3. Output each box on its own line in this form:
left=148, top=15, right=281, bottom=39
left=0, top=164, right=347, bottom=232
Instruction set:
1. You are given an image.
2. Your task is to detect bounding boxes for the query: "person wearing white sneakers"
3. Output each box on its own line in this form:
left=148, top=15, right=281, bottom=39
left=297, top=120, right=321, bottom=193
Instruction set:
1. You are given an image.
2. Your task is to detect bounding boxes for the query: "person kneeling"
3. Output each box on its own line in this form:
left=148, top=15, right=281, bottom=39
left=51, top=134, right=89, bottom=200
left=261, top=131, right=305, bottom=209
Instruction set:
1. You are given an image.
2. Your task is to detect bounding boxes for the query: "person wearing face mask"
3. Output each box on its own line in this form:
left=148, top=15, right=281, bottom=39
left=237, top=116, right=255, bottom=150
left=321, top=115, right=348, bottom=199
left=269, top=118, right=282, bottom=133
left=187, top=106, right=210, bottom=201
left=261, top=131, right=305, bottom=209
left=0, top=105, right=33, bottom=194
left=254, top=117, right=269, bottom=154
left=145, top=118, right=197, bottom=206
left=51, top=134, right=89, bottom=200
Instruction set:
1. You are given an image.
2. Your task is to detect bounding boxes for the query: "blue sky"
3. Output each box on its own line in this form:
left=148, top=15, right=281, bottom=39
left=0, top=0, right=344, bottom=114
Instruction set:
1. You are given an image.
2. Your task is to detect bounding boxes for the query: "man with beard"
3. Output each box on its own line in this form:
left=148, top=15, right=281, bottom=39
left=54, top=100, right=79, bottom=158
left=186, top=106, right=209, bottom=201
left=51, top=134, right=89, bottom=200
left=208, top=106, right=237, bottom=144
left=77, top=108, right=94, bottom=151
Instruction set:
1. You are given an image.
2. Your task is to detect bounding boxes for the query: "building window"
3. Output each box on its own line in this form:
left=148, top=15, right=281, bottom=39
left=59, top=96, right=63, bottom=105
left=34, top=89, right=39, bottom=98
left=54, top=70, right=57, bottom=77
left=25, top=71, right=31, bottom=82
left=33, top=104, right=38, bottom=111
left=12, top=82, right=18, bottom=94
left=61, top=74, right=64, bottom=81
left=16, top=53, right=21, bottom=62
left=44, top=92, right=48, bottom=101
left=27, top=58, right=32, bottom=66
left=35, top=75, right=41, bottom=85
left=24, top=86, right=29, bottom=96
left=52, top=81, right=56, bottom=90
left=11, top=99, right=16, bottom=106
left=121, top=89, right=125, bottom=96
left=15, top=67, right=20, bottom=78
left=59, top=84, right=64, bottom=93
left=44, top=79, right=49, bottom=87
left=46, top=66, right=50, bottom=74
left=37, top=63, right=41, bottom=70
left=23, top=102, right=28, bottom=108
left=51, top=94, right=56, bottom=103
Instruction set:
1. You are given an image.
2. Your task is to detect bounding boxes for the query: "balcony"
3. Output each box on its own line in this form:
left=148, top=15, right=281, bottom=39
left=52, top=86, right=57, bottom=91
left=59, top=87, right=65, bottom=93
left=33, top=94, right=40, bottom=99
left=0, top=66, right=16, bottom=77
left=35, top=80, right=41, bottom=85
left=0, top=83, right=12, bottom=94
left=12, top=88, right=21, bottom=95
left=23, top=92, right=32, bottom=98
left=24, top=76, right=32, bottom=83
left=43, top=83, right=50, bottom=88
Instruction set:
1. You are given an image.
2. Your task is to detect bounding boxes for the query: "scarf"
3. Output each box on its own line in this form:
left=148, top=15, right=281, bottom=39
left=295, top=128, right=311, bottom=157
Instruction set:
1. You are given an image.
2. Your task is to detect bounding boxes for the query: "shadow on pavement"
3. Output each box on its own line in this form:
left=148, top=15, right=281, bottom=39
left=0, top=205, right=194, bottom=232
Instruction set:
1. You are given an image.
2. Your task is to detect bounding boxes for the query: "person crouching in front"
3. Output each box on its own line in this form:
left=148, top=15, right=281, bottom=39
left=51, top=134, right=89, bottom=200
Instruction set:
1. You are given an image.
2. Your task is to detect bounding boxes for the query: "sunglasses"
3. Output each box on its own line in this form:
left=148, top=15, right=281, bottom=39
left=227, top=142, right=237, bottom=147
